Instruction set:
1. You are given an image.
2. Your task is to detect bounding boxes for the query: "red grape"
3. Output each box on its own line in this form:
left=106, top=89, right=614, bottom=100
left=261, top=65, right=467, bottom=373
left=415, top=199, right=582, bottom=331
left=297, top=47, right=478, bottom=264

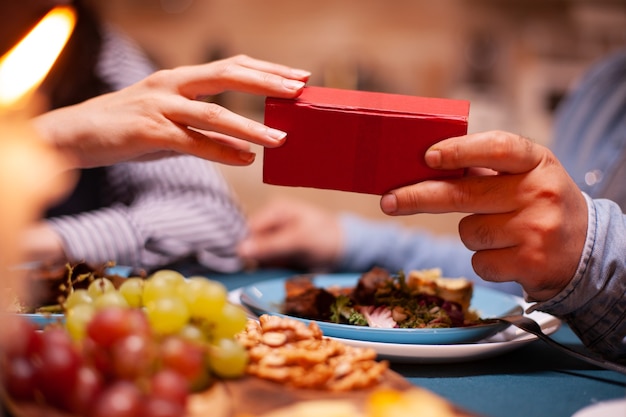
left=2, top=355, right=36, bottom=401
left=32, top=328, right=82, bottom=409
left=82, top=337, right=115, bottom=381
left=86, top=307, right=151, bottom=348
left=67, top=365, right=104, bottom=415
left=111, top=334, right=157, bottom=380
left=1, top=272, right=251, bottom=416
left=160, top=336, right=206, bottom=385
left=149, top=369, right=190, bottom=407
left=38, top=326, right=74, bottom=350
left=0, top=316, right=39, bottom=358
left=142, top=396, right=186, bottom=417
left=91, top=381, right=143, bottom=417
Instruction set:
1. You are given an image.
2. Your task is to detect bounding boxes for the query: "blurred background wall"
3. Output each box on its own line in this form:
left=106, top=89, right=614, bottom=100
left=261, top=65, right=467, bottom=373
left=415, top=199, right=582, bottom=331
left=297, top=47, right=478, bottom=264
left=95, top=0, right=626, bottom=235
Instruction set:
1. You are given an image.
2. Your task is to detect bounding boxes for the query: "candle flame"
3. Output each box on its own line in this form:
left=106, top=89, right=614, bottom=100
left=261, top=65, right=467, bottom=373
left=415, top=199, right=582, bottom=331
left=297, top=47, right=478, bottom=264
left=0, top=6, right=76, bottom=108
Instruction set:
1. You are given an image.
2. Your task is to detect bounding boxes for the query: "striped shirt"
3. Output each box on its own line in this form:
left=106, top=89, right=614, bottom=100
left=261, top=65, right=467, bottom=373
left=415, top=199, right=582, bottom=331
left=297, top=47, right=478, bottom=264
left=532, top=48, right=626, bottom=361
left=47, top=25, right=248, bottom=273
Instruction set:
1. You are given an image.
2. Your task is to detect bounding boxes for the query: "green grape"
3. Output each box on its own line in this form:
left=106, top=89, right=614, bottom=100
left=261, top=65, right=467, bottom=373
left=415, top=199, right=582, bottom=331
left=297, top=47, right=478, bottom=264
left=148, top=269, right=186, bottom=287
left=210, top=303, right=248, bottom=340
left=64, top=289, right=93, bottom=309
left=143, top=277, right=178, bottom=305
left=65, top=303, right=95, bottom=341
left=208, top=338, right=248, bottom=379
left=145, top=297, right=190, bottom=335
left=178, top=324, right=207, bottom=344
left=87, top=278, right=115, bottom=299
left=179, top=277, right=227, bottom=320
left=118, top=277, right=144, bottom=308
left=93, top=291, right=129, bottom=310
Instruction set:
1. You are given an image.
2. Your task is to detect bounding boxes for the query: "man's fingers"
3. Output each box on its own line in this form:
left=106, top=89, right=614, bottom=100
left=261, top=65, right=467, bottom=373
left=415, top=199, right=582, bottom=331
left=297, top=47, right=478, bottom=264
left=458, top=213, right=518, bottom=251
left=382, top=131, right=562, bottom=216
left=238, top=221, right=299, bottom=261
left=425, top=131, right=543, bottom=174
left=470, top=247, right=520, bottom=283
left=384, top=174, right=524, bottom=215
left=246, top=205, right=290, bottom=235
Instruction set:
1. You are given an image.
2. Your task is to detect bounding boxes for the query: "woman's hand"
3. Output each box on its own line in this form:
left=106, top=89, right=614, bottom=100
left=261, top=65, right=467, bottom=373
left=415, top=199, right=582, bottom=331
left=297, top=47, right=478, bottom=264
left=32, top=55, right=310, bottom=168
left=380, top=131, right=588, bottom=301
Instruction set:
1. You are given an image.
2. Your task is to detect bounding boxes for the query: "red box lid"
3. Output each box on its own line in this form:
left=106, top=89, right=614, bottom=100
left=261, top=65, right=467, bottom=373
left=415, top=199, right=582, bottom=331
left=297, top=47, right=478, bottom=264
left=263, top=86, right=469, bottom=195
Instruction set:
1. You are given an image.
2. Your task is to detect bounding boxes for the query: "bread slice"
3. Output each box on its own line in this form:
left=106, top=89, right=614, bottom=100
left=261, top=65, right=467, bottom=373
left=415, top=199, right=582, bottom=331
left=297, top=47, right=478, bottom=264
left=406, top=269, right=473, bottom=314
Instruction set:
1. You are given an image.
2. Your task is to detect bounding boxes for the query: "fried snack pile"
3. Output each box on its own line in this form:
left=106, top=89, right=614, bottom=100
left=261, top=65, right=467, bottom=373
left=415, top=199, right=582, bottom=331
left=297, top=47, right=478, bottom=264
left=236, top=315, right=388, bottom=391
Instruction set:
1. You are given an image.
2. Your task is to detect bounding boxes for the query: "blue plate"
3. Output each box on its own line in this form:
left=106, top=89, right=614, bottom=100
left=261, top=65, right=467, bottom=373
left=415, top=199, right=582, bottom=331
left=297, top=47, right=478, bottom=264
left=17, top=265, right=133, bottom=329
left=240, top=273, right=523, bottom=345
left=19, top=313, right=65, bottom=328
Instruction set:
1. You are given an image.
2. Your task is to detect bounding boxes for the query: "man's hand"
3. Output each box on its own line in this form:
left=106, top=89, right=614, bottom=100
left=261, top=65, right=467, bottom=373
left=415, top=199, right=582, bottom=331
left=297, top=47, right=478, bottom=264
left=238, top=198, right=344, bottom=271
left=380, top=131, right=588, bottom=301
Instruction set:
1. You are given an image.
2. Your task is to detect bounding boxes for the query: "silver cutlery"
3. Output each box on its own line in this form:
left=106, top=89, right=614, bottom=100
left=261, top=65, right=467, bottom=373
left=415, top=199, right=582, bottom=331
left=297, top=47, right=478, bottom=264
left=493, top=315, right=626, bottom=375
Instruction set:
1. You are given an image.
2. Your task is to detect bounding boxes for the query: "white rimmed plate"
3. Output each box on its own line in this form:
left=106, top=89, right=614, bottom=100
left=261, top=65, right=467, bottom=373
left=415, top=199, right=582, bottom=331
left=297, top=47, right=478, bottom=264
left=571, top=398, right=626, bottom=417
left=231, top=286, right=561, bottom=364
left=330, top=307, right=560, bottom=363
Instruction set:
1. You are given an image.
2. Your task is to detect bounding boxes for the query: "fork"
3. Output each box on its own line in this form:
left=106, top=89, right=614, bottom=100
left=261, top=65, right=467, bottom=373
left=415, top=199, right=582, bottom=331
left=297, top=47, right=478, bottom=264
left=495, top=315, right=626, bottom=375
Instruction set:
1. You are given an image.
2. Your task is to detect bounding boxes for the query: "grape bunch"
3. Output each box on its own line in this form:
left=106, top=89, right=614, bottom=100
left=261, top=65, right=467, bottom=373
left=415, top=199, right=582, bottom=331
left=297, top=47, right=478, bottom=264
left=1, top=270, right=249, bottom=417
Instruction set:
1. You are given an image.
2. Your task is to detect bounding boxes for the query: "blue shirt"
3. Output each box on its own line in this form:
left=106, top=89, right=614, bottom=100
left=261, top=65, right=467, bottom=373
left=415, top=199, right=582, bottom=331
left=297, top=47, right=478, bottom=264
left=339, top=48, right=626, bottom=360
left=532, top=49, right=626, bottom=361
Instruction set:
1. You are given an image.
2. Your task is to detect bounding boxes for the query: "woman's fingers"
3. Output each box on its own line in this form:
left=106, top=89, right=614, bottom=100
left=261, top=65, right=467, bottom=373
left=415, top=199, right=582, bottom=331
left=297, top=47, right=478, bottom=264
left=171, top=55, right=309, bottom=99
left=163, top=127, right=258, bottom=166
left=168, top=98, right=288, bottom=148
left=34, top=55, right=312, bottom=168
left=148, top=55, right=312, bottom=152
left=234, top=54, right=312, bottom=81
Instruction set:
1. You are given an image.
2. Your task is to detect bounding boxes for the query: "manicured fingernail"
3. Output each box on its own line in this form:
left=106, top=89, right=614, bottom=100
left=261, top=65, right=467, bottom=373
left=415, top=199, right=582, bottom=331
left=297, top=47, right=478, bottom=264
left=238, top=150, right=256, bottom=163
left=380, top=193, right=398, bottom=214
left=291, top=69, right=311, bottom=79
left=282, top=79, right=306, bottom=91
left=424, top=148, right=442, bottom=167
left=265, top=127, right=287, bottom=143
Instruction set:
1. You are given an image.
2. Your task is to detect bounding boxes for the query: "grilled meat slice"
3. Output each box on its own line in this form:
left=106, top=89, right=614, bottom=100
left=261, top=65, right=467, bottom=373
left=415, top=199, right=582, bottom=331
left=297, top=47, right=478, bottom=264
left=283, top=286, right=337, bottom=321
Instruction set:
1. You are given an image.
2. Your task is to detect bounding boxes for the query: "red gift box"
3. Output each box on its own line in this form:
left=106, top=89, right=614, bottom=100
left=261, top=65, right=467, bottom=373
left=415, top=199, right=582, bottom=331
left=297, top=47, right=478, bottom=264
left=263, top=86, right=469, bottom=195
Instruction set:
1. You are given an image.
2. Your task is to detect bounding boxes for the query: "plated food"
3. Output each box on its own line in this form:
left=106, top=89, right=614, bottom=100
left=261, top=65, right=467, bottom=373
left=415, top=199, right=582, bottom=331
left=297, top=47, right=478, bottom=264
left=239, top=270, right=522, bottom=345
left=283, top=267, right=478, bottom=329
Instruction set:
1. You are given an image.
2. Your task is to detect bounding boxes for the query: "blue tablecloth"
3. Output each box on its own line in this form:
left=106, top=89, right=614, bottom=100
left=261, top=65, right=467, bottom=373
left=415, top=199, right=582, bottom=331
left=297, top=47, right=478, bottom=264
left=191, top=267, right=626, bottom=417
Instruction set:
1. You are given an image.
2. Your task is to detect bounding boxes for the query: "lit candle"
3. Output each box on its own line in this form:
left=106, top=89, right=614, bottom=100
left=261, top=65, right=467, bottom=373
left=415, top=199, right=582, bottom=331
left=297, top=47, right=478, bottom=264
left=0, top=5, right=76, bottom=111
left=0, top=5, right=76, bottom=312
